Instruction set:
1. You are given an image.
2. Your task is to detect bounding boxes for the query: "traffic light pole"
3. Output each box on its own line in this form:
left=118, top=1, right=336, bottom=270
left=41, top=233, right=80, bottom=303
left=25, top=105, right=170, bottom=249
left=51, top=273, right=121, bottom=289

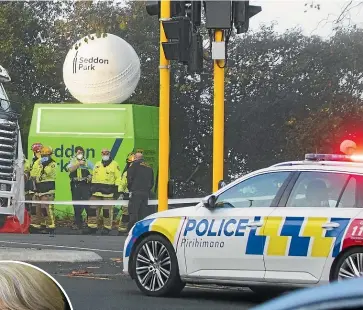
left=212, top=29, right=225, bottom=192
left=158, top=0, right=171, bottom=212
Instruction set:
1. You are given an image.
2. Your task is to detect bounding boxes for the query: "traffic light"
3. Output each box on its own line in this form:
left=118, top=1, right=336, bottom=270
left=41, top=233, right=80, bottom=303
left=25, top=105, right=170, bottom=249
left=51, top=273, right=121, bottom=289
left=204, top=1, right=232, bottom=29
left=162, top=17, right=191, bottom=63
left=145, top=0, right=189, bottom=18
left=233, top=0, right=262, bottom=33
left=187, top=32, right=203, bottom=73
left=145, top=0, right=160, bottom=17
left=185, top=1, right=202, bottom=27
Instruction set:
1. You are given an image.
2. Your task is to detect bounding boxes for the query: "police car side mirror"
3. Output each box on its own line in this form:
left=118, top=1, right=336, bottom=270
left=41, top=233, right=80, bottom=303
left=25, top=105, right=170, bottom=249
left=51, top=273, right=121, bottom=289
left=218, top=180, right=226, bottom=189
left=203, top=195, right=216, bottom=209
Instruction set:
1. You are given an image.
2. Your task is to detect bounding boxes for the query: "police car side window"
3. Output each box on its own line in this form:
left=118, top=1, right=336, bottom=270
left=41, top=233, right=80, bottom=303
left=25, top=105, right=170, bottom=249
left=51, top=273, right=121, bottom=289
left=214, top=172, right=290, bottom=208
left=286, top=172, right=349, bottom=208
left=339, top=176, right=357, bottom=208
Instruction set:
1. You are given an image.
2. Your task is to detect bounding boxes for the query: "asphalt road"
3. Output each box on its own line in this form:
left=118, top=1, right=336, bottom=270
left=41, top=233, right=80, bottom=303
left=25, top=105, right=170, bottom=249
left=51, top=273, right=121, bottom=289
left=0, top=234, right=273, bottom=310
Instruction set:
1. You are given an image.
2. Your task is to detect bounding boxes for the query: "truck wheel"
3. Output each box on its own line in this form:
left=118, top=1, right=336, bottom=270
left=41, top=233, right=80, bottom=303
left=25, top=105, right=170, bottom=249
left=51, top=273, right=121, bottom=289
left=131, top=234, right=185, bottom=297
left=330, top=247, right=363, bottom=281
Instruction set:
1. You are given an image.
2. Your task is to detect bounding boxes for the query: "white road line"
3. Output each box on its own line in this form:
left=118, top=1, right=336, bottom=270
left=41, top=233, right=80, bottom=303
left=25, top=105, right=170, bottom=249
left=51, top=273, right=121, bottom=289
left=0, top=241, right=123, bottom=253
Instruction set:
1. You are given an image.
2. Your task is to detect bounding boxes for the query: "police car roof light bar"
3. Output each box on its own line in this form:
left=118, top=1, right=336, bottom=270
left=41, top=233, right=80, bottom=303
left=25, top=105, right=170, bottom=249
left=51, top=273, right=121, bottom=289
left=305, top=153, right=363, bottom=162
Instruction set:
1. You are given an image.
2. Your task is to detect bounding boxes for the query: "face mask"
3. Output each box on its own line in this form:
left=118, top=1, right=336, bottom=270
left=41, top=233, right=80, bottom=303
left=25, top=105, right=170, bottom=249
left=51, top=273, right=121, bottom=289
left=102, top=155, right=110, bottom=161
left=35, top=152, right=41, bottom=159
left=77, top=154, right=83, bottom=160
left=41, top=156, right=49, bottom=164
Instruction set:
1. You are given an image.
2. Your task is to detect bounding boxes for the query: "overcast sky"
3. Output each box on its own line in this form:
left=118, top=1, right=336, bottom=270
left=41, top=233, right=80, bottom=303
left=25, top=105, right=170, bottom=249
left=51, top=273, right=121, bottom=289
left=249, top=0, right=363, bottom=37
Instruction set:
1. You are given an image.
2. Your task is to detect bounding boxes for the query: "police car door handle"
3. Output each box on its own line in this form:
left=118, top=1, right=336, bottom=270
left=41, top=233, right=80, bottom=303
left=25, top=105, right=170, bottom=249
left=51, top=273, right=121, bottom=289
left=246, top=222, right=263, bottom=227
left=322, top=222, right=340, bottom=229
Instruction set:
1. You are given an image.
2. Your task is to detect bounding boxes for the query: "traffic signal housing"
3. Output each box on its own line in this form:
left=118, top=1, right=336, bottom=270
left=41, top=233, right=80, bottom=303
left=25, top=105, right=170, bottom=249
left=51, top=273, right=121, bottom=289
left=145, top=0, right=160, bottom=17
left=145, top=0, right=190, bottom=18
left=233, top=0, right=262, bottom=33
left=161, top=17, right=191, bottom=63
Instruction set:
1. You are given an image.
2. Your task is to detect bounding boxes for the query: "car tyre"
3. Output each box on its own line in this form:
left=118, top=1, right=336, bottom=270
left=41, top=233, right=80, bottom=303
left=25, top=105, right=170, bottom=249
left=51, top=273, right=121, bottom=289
left=330, top=247, right=363, bottom=282
left=132, top=234, right=185, bottom=297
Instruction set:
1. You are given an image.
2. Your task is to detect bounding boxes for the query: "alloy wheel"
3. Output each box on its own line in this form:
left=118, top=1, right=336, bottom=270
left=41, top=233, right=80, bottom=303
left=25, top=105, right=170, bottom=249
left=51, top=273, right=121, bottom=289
left=135, top=240, right=172, bottom=291
left=338, top=253, right=363, bottom=280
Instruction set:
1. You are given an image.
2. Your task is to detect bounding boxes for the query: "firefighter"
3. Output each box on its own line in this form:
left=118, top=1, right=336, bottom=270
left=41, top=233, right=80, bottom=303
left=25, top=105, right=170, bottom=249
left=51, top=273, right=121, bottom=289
left=88, top=148, right=122, bottom=232
left=33, top=146, right=57, bottom=231
left=66, top=146, right=94, bottom=230
left=23, top=156, right=31, bottom=212
left=117, top=152, right=134, bottom=235
left=126, top=152, right=154, bottom=232
left=24, top=156, right=30, bottom=177
left=26, top=142, right=43, bottom=229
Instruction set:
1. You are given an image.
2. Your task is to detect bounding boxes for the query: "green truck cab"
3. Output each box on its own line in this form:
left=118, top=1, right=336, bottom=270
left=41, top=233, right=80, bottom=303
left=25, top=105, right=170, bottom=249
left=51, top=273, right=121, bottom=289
left=28, top=103, right=159, bottom=218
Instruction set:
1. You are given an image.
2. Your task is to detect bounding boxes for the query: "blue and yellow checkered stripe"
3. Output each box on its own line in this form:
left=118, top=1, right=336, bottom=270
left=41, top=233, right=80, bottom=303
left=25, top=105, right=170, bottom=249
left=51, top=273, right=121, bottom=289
left=124, top=217, right=184, bottom=258
left=246, top=216, right=351, bottom=258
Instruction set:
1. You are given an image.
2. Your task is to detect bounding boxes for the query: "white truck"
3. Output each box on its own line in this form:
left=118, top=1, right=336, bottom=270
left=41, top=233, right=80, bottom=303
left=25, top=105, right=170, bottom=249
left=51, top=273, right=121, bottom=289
left=0, top=65, right=25, bottom=226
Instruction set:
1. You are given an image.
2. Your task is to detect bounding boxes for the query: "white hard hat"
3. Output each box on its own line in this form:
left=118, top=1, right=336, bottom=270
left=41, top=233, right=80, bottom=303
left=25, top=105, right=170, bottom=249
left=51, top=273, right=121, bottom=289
left=340, top=140, right=357, bottom=154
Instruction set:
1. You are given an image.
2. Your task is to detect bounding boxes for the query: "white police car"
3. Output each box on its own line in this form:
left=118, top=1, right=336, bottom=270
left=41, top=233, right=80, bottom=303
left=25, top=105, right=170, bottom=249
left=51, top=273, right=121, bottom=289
left=123, top=154, right=363, bottom=297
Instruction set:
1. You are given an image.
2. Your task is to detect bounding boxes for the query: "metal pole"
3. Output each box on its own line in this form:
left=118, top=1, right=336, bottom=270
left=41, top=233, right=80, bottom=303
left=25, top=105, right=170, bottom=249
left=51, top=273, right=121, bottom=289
left=212, top=29, right=225, bottom=192
left=158, top=0, right=171, bottom=212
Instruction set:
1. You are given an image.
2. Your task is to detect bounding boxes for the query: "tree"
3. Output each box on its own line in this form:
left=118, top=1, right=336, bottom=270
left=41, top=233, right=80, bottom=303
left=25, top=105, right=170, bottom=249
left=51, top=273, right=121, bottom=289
left=3, top=1, right=363, bottom=198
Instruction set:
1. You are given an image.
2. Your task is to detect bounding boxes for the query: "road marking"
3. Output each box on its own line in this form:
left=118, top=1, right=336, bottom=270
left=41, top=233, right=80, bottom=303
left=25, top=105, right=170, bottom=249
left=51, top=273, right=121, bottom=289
left=0, top=241, right=123, bottom=253
left=59, top=274, right=112, bottom=280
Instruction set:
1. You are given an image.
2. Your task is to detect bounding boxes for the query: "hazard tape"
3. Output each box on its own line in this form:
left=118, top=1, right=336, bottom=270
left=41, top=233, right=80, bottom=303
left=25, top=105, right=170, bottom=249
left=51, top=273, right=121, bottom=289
left=21, top=197, right=204, bottom=206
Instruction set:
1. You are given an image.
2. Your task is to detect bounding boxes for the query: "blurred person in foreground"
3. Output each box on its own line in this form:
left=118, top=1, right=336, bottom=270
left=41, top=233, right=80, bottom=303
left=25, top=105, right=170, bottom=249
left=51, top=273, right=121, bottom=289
left=126, top=152, right=154, bottom=232
left=0, top=261, right=67, bottom=310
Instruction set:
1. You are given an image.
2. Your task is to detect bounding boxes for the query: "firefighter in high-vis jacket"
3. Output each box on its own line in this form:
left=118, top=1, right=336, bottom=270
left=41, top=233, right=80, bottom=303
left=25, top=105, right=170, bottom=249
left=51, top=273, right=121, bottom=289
left=118, top=152, right=134, bottom=234
left=24, top=157, right=30, bottom=176
left=89, top=148, right=122, bottom=231
left=24, top=156, right=31, bottom=211
left=33, top=146, right=57, bottom=230
left=26, top=142, right=43, bottom=229
left=66, top=146, right=94, bottom=230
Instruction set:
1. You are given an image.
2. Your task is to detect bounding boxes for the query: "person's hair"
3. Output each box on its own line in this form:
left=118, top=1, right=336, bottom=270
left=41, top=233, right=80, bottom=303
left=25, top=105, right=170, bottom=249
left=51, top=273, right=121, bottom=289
left=75, top=146, right=84, bottom=153
left=0, top=262, right=66, bottom=310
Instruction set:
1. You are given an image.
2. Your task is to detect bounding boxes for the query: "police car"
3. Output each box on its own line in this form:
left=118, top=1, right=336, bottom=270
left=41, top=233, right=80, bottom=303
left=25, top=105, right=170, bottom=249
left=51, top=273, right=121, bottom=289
left=123, top=154, right=363, bottom=297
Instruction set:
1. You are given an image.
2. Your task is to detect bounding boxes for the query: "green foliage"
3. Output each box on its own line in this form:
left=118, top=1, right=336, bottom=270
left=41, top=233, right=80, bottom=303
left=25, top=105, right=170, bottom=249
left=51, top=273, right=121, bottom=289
left=1, top=1, right=363, bottom=197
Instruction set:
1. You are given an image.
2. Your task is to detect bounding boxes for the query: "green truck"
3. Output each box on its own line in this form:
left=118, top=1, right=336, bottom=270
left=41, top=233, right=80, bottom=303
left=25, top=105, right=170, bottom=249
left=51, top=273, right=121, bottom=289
left=28, top=103, right=159, bottom=218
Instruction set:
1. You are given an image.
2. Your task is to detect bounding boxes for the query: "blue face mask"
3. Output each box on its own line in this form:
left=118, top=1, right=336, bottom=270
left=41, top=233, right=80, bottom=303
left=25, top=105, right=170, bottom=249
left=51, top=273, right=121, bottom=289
left=41, top=156, right=49, bottom=164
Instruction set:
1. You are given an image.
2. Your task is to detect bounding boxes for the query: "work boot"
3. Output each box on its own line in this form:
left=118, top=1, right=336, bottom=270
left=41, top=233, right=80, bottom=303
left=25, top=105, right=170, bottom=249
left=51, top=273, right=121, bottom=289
left=118, top=222, right=128, bottom=235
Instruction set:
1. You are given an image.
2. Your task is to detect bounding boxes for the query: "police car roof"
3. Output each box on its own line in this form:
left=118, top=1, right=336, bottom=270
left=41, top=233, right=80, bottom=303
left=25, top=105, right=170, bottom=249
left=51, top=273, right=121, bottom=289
left=269, top=159, right=363, bottom=174
left=212, top=154, right=363, bottom=198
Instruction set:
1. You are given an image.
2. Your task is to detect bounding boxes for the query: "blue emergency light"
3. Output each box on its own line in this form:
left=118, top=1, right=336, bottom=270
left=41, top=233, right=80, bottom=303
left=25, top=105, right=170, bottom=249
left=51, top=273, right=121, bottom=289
left=305, top=153, right=363, bottom=162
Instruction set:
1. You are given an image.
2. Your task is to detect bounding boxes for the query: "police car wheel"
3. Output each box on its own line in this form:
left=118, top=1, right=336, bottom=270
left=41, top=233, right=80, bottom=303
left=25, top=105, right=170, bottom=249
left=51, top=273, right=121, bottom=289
left=330, top=247, right=363, bottom=281
left=132, top=234, right=185, bottom=297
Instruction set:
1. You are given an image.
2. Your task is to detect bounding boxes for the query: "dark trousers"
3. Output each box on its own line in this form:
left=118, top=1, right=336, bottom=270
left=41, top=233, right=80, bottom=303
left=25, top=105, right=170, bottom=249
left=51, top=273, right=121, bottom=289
left=71, top=182, right=91, bottom=226
left=127, top=191, right=149, bottom=232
